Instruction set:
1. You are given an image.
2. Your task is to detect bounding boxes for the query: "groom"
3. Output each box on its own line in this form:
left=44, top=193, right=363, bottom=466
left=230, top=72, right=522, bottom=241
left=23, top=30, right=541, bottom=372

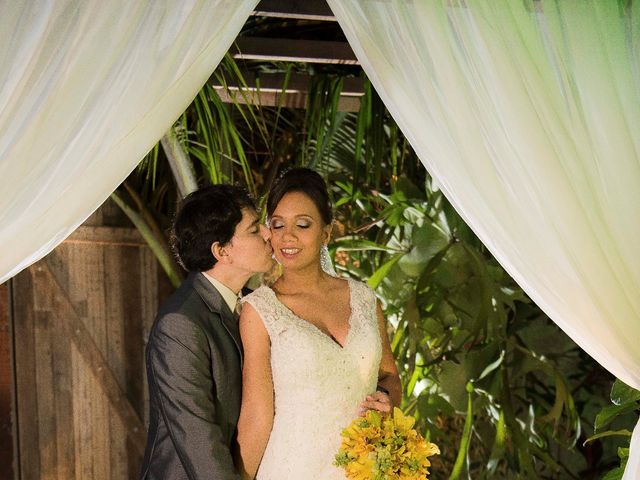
left=140, top=185, right=273, bottom=480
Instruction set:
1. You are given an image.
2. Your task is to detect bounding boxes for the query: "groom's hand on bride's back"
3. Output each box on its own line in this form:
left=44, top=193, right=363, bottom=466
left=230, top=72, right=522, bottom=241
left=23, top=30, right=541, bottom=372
left=358, top=390, right=393, bottom=416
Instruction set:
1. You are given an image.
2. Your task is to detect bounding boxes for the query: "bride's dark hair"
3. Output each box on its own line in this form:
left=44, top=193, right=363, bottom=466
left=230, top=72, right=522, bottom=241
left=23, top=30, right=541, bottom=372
left=267, top=168, right=333, bottom=225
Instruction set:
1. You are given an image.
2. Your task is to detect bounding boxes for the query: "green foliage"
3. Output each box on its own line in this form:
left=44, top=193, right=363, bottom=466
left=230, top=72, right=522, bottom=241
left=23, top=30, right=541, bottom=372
left=114, top=54, right=624, bottom=478
left=331, top=172, right=596, bottom=478
left=585, top=380, right=640, bottom=478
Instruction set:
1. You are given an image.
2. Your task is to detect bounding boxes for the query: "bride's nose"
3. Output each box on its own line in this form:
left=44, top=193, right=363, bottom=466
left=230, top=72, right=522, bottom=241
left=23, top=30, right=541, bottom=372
left=279, top=225, right=297, bottom=241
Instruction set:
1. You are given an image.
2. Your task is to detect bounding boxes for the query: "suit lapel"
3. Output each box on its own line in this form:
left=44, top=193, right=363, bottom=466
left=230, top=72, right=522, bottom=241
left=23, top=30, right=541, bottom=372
left=191, top=272, right=243, bottom=366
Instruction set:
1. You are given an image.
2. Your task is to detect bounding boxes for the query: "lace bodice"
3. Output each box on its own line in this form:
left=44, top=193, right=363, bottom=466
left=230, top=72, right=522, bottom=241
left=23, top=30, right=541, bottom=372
left=241, top=278, right=382, bottom=480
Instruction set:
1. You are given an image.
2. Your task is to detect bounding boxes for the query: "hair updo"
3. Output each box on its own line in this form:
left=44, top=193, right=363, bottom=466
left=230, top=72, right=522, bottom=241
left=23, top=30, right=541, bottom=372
left=266, top=168, right=333, bottom=225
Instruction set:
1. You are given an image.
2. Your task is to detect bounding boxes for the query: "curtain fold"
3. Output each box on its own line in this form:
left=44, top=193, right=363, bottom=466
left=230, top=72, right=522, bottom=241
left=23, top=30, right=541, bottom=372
left=0, top=0, right=258, bottom=283
left=328, top=0, right=640, bottom=477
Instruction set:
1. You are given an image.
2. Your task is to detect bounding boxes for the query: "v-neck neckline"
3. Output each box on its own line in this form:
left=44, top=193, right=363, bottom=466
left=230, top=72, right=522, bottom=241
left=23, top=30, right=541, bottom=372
left=269, top=278, right=354, bottom=350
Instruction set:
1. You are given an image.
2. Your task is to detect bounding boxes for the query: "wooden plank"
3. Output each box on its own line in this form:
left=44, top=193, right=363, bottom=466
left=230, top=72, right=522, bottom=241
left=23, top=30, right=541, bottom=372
left=232, top=37, right=359, bottom=65
left=211, top=71, right=364, bottom=95
left=30, top=274, right=76, bottom=480
left=0, top=283, right=15, bottom=480
left=12, top=270, right=41, bottom=480
left=33, top=308, right=57, bottom=478
left=253, top=0, right=335, bottom=21
left=66, top=234, right=111, bottom=479
left=105, top=244, right=147, bottom=478
left=215, top=87, right=361, bottom=111
left=211, top=72, right=363, bottom=111
left=64, top=226, right=145, bottom=247
left=34, top=262, right=146, bottom=457
left=49, top=303, right=75, bottom=479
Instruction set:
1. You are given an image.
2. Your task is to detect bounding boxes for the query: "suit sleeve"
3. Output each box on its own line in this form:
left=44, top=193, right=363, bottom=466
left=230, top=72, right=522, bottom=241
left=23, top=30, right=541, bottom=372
left=147, top=312, right=240, bottom=480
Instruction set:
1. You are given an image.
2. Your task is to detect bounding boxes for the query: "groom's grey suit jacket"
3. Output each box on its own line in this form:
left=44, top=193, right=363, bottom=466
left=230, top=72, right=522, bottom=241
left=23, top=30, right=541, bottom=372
left=140, top=272, right=243, bottom=480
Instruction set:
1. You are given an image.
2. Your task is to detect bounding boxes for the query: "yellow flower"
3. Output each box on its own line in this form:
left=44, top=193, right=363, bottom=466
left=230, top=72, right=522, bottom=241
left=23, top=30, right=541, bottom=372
left=392, top=407, right=416, bottom=433
left=334, top=409, right=439, bottom=479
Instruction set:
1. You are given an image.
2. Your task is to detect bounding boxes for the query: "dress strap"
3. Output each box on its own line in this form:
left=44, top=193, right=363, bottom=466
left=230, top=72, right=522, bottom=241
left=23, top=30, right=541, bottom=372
left=240, top=286, right=288, bottom=337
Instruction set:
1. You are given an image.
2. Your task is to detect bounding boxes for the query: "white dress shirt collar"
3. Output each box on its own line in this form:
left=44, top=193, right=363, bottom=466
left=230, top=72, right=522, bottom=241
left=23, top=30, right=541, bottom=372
left=202, top=272, right=239, bottom=313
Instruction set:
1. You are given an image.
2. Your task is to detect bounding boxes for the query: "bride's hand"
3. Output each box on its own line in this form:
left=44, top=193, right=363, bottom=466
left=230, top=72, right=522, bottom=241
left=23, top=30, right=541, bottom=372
left=358, top=391, right=392, bottom=416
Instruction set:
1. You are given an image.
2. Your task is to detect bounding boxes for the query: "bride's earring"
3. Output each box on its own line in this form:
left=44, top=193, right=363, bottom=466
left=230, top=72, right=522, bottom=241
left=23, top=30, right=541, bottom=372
left=320, top=244, right=336, bottom=276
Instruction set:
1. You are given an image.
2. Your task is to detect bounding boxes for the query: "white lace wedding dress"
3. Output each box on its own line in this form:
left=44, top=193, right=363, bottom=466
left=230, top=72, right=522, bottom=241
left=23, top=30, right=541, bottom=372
left=242, top=277, right=382, bottom=480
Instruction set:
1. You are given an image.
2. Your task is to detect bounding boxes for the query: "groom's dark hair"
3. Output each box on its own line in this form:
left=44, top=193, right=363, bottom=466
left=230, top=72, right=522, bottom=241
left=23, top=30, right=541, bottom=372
left=171, top=185, right=256, bottom=272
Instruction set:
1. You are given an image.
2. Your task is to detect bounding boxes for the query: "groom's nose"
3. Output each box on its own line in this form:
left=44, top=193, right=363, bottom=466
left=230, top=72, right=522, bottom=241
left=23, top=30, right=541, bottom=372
left=259, top=224, right=271, bottom=241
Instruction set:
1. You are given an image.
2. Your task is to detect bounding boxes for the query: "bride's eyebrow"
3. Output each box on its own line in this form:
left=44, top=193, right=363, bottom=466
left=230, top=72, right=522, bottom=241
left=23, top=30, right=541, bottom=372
left=269, top=214, right=314, bottom=220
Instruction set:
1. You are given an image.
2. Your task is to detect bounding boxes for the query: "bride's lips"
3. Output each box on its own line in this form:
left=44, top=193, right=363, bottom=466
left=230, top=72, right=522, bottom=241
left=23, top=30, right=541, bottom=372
left=279, top=247, right=301, bottom=259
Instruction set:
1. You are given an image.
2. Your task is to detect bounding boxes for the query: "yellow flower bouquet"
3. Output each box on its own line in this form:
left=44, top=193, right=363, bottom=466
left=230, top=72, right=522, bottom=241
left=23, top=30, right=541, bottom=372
left=334, top=407, right=439, bottom=480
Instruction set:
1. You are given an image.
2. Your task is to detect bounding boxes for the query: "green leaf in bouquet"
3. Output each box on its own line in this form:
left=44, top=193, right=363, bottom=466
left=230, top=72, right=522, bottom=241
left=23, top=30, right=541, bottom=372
left=610, top=379, right=640, bottom=406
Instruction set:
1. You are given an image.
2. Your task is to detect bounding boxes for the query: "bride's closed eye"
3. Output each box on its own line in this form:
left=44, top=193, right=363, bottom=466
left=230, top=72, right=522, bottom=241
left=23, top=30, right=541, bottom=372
left=270, top=221, right=311, bottom=229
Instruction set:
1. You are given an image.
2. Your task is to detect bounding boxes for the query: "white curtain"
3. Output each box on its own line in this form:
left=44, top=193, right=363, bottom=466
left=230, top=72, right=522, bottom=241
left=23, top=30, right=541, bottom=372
left=328, top=0, right=640, bottom=477
left=0, top=0, right=258, bottom=284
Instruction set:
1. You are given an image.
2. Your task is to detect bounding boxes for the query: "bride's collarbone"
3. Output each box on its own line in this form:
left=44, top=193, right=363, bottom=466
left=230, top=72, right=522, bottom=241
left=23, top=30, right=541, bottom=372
left=275, top=287, right=352, bottom=332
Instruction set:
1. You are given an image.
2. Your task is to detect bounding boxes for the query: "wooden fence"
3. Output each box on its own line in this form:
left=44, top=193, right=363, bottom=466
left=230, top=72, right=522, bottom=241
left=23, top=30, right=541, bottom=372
left=1, top=282, right=14, bottom=479
left=7, top=200, right=173, bottom=479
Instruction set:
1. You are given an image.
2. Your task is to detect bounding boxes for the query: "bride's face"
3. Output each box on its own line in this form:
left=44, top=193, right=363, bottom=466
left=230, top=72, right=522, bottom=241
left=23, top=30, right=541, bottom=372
left=269, top=191, right=331, bottom=271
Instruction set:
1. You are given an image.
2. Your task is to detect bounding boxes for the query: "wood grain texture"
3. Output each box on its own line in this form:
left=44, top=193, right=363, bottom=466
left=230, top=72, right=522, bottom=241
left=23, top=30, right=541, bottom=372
left=12, top=270, right=40, bottom=479
left=12, top=207, right=172, bottom=479
left=253, top=0, right=335, bottom=21
left=0, top=282, right=15, bottom=480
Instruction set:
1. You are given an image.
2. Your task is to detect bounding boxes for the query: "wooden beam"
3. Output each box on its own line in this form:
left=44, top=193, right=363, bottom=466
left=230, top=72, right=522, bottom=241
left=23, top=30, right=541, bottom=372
left=0, top=283, right=15, bottom=480
left=211, top=71, right=364, bottom=95
left=253, top=0, right=335, bottom=21
left=232, top=37, right=358, bottom=65
left=210, top=72, right=364, bottom=111
left=215, top=87, right=361, bottom=111
left=64, top=226, right=146, bottom=247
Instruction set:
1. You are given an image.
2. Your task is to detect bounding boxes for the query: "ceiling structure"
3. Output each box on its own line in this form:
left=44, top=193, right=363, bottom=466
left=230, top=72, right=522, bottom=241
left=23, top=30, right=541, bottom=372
left=210, top=0, right=365, bottom=111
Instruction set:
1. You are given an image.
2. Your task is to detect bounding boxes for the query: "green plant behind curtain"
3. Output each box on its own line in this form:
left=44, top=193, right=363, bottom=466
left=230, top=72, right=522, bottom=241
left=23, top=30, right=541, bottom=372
left=111, top=57, right=634, bottom=478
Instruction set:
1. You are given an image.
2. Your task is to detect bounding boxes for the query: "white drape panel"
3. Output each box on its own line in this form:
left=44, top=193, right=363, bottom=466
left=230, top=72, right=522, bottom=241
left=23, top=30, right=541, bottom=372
left=0, top=0, right=258, bottom=283
left=328, top=0, right=640, bottom=476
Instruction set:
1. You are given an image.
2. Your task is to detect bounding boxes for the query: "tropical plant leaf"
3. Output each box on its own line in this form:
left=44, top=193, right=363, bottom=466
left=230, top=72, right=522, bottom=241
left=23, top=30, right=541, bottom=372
left=595, top=403, right=639, bottom=432
left=611, top=379, right=640, bottom=406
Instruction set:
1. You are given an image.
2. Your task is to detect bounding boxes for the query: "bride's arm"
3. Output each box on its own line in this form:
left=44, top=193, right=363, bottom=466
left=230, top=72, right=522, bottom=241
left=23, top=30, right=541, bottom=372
left=236, top=303, right=274, bottom=480
left=374, top=301, right=402, bottom=407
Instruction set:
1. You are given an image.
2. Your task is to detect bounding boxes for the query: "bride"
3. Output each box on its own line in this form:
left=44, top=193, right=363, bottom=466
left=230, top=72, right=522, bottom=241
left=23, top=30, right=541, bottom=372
left=236, top=168, right=402, bottom=479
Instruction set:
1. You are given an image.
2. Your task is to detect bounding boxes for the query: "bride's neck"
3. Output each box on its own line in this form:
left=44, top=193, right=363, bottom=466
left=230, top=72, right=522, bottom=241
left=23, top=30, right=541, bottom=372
left=276, top=264, right=327, bottom=294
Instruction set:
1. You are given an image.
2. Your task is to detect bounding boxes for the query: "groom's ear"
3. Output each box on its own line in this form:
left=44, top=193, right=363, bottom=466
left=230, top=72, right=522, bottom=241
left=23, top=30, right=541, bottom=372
left=211, top=241, right=231, bottom=264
